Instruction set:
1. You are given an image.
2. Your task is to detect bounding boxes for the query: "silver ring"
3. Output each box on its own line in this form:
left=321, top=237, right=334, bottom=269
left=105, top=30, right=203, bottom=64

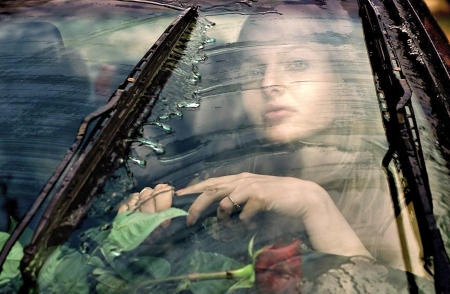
left=227, top=196, right=241, bottom=210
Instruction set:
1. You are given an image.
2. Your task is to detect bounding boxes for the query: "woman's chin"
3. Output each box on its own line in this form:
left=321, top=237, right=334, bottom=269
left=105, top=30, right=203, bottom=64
left=264, top=125, right=318, bottom=143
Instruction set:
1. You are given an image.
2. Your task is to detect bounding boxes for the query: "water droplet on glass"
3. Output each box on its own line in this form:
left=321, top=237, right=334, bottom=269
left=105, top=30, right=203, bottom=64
left=136, top=138, right=165, bottom=154
left=80, top=242, right=89, bottom=254
left=101, top=224, right=111, bottom=230
left=177, top=101, right=200, bottom=108
left=129, top=156, right=147, bottom=166
left=206, top=38, right=216, bottom=43
left=148, top=121, right=172, bottom=133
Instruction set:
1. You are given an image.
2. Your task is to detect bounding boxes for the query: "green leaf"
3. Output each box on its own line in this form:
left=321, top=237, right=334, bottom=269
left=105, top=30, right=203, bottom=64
left=0, top=232, right=23, bottom=284
left=93, top=268, right=115, bottom=276
left=38, top=246, right=89, bottom=294
left=7, top=218, right=35, bottom=246
left=106, top=255, right=171, bottom=285
left=106, top=208, right=188, bottom=252
left=95, top=273, right=129, bottom=294
left=84, top=225, right=111, bottom=245
left=174, top=279, right=191, bottom=293
left=100, top=243, right=121, bottom=269
left=134, top=256, right=171, bottom=279
left=248, top=235, right=256, bottom=258
left=7, top=217, right=17, bottom=233
left=88, top=255, right=106, bottom=269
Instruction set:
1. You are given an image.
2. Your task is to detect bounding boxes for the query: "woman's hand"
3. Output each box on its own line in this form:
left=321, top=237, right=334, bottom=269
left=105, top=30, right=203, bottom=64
left=118, top=183, right=174, bottom=227
left=118, top=183, right=174, bottom=233
left=177, top=173, right=373, bottom=258
left=177, top=173, right=317, bottom=225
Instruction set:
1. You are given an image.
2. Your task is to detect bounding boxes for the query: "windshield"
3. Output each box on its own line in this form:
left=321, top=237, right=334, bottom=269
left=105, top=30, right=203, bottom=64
left=0, top=0, right=178, bottom=231
left=1, top=0, right=449, bottom=293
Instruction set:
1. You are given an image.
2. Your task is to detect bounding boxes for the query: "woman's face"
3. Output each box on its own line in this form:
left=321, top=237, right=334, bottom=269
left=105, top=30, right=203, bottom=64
left=238, top=4, right=349, bottom=143
left=240, top=44, right=339, bottom=143
left=239, top=0, right=352, bottom=142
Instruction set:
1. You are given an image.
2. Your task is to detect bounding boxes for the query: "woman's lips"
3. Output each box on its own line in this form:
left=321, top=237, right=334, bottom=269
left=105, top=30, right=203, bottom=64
left=264, top=106, right=297, bottom=121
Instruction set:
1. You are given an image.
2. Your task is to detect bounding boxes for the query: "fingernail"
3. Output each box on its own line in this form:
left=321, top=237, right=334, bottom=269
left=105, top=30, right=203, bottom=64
left=176, top=189, right=185, bottom=195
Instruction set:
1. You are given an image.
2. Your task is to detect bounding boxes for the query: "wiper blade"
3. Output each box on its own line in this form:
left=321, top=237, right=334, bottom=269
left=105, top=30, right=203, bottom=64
left=358, top=0, right=450, bottom=292
left=0, top=4, right=198, bottom=287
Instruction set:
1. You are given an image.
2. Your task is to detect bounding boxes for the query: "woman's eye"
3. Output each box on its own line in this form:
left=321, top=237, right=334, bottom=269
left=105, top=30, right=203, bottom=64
left=241, top=65, right=265, bottom=81
left=239, top=65, right=265, bottom=90
left=248, top=68, right=264, bottom=78
left=287, top=60, right=309, bottom=71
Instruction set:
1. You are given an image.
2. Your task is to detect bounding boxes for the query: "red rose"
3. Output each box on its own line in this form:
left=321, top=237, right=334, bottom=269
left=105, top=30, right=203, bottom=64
left=255, top=239, right=302, bottom=294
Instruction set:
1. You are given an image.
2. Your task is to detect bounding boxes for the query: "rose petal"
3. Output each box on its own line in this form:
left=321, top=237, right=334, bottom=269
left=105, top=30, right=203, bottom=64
left=255, top=239, right=302, bottom=294
left=255, top=239, right=302, bottom=270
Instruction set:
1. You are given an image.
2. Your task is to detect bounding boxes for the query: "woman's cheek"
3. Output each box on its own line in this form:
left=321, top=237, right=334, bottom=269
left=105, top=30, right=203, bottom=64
left=242, top=91, right=264, bottom=124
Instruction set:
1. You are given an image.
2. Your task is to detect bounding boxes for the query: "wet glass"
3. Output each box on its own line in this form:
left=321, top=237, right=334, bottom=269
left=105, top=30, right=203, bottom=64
left=0, top=0, right=178, bottom=232
left=1, top=0, right=448, bottom=293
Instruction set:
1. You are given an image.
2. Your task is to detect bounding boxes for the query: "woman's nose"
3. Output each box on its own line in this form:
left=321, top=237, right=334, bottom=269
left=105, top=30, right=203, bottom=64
left=261, top=66, right=287, bottom=97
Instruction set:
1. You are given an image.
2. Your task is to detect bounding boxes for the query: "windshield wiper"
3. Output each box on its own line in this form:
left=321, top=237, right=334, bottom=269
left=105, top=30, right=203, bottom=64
left=358, top=0, right=450, bottom=292
left=0, top=5, right=198, bottom=290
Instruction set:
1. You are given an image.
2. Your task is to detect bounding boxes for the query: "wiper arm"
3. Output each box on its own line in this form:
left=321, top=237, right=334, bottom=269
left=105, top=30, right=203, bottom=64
left=0, top=5, right=198, bottom=288
left=358, top=0, right=450, bottom=292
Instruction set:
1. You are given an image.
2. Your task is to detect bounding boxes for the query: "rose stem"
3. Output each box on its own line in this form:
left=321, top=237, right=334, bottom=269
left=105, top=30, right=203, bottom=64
left=140, top=264, right=254, bottom=287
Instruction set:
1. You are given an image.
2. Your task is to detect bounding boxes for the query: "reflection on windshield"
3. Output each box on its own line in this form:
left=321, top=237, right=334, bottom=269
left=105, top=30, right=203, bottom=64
left=0, top=2, right=177, bottom=232
left=1, top=0, right=446, bottom=293
left=0, top=21, right=97, bottom=232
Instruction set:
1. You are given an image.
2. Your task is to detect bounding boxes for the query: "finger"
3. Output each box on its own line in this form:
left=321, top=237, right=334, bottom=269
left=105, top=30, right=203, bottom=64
left=118, top=191, right=140, bottom=213
left=139, top=187, right=154, bottom=199
left=136, top=187, right=154, bottom=206
left=128, top=193, right=141, bottom=210
left=187, top=184, right=233, bottom=226
left=238, top=196, right=265, bottom=225
left=161, top=220, right=171, bottom=229
left=152, top=183, right=173, bottom=196
left=177, top=173, right=254, bottom=195
left=138, top=195, right=156, bottom=213
left=216, top=194, right=240, bottom=223
left=155, top=188, right=173, bottom=211
left=138, top=184, right=171, bottom=213
left=117, top=203, right=129, bottom=213
left=154, top=184, right=174, bottom=227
